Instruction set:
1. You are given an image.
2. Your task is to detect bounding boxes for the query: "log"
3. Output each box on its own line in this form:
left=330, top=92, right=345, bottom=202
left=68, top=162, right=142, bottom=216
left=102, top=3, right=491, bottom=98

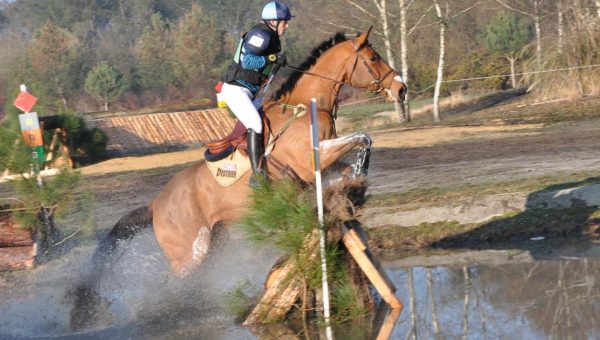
left=244, top=229, right=321, bottom=325
left=0, top=246, right=34, bottom=270
left=0, top=210, right=33, bottom=247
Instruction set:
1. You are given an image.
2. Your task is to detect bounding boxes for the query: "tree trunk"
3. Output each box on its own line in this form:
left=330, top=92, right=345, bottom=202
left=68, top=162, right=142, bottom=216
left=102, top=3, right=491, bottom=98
left=533, top=0, right=543, bottom=71
left=57, top=83, right=69, bottom=112
left=508, top=56, right=517, bottom=88
left=104, top=100, right=109, bottom=112
left=557, top=0, right=564, bottom=55
left=243, top=230, right=320, bottom=325
left=373, top=0, right=403, bottom=122
left=399, top=0, right=411, bottom=122
left=433, top=0, right=446, bottom=123
left=596, top=1, right=600, bottom=18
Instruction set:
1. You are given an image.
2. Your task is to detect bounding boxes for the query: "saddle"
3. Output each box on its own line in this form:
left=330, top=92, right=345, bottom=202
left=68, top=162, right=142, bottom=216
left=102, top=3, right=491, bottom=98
left=204, top=118, right=272, bottom=187
left=205, top=118, right=270, bottom=162
left=204, top=105, right=305, bottom=186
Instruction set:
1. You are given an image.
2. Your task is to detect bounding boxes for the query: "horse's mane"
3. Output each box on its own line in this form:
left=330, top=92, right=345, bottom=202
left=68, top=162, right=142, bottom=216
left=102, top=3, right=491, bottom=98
left=274, top=32, right=348, bottom=99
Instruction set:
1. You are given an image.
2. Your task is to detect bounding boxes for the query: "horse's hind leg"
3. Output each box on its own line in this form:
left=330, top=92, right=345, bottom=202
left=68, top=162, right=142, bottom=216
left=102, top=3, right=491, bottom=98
left=319, top=132, right=372, bottom=177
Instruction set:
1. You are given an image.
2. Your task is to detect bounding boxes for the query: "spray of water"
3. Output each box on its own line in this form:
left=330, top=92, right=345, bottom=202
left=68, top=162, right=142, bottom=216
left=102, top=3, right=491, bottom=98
left=0, top=226, right=280, bottom=338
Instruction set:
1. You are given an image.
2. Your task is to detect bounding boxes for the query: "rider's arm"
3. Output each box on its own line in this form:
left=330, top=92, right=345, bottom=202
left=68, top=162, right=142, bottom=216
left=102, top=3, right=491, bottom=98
left=241, top=29, right=271, bottom=70
left=241, top=53, right=267, bottom=70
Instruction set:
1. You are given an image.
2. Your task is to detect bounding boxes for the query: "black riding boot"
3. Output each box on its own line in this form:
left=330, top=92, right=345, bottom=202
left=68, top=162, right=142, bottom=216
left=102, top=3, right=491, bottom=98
left=247, top=128, right=267, bottom=188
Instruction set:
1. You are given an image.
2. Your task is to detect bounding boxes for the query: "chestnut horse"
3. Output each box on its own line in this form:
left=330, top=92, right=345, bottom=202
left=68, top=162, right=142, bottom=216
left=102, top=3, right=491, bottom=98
left=92, top=28, right=405, bottom=277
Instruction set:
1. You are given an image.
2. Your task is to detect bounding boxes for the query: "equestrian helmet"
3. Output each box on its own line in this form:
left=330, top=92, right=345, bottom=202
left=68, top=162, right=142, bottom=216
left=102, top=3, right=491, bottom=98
left=262, top=1, right=293, bottom=21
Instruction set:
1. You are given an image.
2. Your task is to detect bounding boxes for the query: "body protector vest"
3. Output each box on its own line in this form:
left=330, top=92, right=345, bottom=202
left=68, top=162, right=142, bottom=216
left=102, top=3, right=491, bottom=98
left=222, top=23, right=281, bottom=89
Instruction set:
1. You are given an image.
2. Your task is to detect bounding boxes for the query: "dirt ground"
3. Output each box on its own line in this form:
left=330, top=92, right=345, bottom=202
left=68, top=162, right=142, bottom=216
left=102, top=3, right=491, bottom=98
left=5, top=95, right=600, bottom=249
left=368, top=120, right=600, bottom=194
left=74, top=110, right=600, bottom=234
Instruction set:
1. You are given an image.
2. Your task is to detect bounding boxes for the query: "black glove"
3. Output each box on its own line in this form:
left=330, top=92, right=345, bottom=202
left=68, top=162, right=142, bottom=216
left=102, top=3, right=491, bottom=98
left=268, top=52, right=286, bottom=66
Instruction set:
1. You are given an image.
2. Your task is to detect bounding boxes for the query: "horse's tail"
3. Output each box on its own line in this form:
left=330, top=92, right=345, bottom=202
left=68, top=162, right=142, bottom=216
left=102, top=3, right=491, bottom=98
left=70, top=206, right=153, bottom=330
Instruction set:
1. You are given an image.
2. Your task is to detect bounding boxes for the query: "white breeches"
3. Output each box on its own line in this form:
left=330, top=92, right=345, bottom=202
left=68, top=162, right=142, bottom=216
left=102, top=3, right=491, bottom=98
left=220, top=82, right=263, bottom=133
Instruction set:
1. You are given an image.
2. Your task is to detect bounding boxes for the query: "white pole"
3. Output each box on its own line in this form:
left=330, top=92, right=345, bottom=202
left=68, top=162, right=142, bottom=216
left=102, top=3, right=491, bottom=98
left=310, top=98, right=334, bottom=340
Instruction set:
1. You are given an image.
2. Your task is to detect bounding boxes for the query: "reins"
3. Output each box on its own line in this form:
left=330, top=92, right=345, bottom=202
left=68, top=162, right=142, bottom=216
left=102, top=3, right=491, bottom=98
left=282, top=64, right=345, bottom=85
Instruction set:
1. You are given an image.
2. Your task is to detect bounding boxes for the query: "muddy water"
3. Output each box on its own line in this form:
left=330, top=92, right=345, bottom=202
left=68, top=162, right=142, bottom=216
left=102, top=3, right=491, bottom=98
left=2, top=236, right=600, bottom=339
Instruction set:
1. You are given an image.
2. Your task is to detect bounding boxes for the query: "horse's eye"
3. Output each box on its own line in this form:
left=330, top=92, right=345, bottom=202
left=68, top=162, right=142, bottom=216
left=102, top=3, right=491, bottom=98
left=370, top=55, right=379, bottom=62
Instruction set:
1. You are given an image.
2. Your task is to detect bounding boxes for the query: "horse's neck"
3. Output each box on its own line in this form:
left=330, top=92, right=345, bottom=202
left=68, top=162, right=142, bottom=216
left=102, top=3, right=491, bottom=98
left=284, top=50, right=347, bottom=110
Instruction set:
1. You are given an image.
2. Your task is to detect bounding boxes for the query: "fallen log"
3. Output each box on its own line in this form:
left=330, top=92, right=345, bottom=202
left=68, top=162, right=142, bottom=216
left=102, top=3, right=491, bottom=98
left=0, top=246, right=34, bottom=270
left=0, top=212, right=33, bottom=247
left=0, top=206, right=35, bottom=270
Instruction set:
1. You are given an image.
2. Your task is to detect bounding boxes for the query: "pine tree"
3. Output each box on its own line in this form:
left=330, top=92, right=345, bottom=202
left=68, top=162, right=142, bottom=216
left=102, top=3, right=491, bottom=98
left=485, top=12, right=533, bottom=88
left=172, top=4, right=221, bottom=92
left=27, top=22, right=82, bottom=112
left=0, top=106, right=94, bottom=264
left=84, top=62, right=129, bottom=112
left=134, top=13, right=176, bottom=91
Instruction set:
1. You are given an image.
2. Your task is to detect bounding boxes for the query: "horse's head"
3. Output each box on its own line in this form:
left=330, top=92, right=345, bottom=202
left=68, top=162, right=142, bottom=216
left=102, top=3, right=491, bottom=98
left=345, top=27, right=407, bottom=103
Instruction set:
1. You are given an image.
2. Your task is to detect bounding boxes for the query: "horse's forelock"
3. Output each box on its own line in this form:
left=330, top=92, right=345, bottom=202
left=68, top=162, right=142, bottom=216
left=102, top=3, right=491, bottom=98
left=274, top=33, right=348, bottom=99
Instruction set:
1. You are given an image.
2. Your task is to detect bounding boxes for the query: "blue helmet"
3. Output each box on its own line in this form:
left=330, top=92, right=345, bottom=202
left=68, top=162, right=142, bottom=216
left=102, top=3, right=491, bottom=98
left=262, top=1, right=293, bottom=21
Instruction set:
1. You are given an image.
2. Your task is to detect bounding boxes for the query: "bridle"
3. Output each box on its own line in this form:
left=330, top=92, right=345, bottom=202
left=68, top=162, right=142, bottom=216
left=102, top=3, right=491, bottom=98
left=282, top=38, right=396, bottom=94
left=350, top=39, right=395, bottom=93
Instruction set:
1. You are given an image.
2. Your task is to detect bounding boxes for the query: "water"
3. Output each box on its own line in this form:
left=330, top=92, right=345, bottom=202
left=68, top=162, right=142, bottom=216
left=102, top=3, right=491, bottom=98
left=2, top=233, right=600, bottom=339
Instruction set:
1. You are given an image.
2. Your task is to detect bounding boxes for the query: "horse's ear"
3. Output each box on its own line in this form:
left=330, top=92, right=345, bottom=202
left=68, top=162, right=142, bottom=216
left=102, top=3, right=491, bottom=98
left=355, top=26, right=373, bottom=49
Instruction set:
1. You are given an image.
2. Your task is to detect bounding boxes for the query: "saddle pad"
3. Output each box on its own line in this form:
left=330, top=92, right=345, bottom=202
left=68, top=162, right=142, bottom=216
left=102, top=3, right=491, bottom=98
left=206, top=149, right=252, bottom=187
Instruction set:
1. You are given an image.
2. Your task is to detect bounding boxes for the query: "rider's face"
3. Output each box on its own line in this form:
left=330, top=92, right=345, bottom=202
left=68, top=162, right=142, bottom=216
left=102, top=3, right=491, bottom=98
left=269, top=20, right=289, bottom=36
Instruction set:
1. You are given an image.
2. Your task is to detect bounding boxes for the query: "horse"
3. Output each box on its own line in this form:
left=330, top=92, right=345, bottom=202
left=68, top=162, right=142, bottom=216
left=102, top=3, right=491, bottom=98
left=84, top=27, right=406, bottom=282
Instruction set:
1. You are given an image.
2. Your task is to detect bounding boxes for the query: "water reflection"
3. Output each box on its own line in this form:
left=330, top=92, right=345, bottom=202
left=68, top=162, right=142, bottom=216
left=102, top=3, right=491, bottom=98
left=3, top=233, right=600, bottom=338
left=386, top=256, right=600, bottom=339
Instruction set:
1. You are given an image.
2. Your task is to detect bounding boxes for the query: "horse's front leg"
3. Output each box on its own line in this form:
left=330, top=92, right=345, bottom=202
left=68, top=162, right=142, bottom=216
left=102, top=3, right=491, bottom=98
left=319, top=132, right=372, bottom=177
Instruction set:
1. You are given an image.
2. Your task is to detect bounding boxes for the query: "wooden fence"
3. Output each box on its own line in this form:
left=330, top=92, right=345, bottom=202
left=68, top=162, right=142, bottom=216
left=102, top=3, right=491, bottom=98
left=85, top=108, right=236, bottom=156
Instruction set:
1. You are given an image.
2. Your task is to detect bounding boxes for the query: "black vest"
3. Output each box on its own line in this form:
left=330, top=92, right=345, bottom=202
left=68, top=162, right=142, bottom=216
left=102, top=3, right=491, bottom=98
left=222, top=23, right=281, bottom=87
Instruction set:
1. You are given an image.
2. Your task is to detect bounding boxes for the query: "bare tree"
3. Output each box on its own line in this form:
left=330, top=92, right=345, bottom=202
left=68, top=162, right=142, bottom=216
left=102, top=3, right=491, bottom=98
left=496, top=0, right=546, bottom=71
left=328, top=0, right=411, bottom=122
left=432, top=0, right=447, bottom=122
left=557, top=0, right=564, bottom=55
left=372, top=0, right=405, bottom=122
left=398, top=0, right=417, bottom=121
left=431, top=0, right=478, bottom=122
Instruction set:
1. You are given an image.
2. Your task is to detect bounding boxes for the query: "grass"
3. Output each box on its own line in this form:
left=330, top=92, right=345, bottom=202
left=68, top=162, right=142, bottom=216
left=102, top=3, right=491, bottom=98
left=337, top=91, right=600, bottom=131
left=365, top=170, right=600, bottom=209
left=368, top=205, right=600, bottom=251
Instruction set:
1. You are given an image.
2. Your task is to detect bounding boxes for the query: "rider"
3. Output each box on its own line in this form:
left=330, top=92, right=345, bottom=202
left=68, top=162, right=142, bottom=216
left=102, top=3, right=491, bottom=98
left=220, top=1, right=292, bottom=187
